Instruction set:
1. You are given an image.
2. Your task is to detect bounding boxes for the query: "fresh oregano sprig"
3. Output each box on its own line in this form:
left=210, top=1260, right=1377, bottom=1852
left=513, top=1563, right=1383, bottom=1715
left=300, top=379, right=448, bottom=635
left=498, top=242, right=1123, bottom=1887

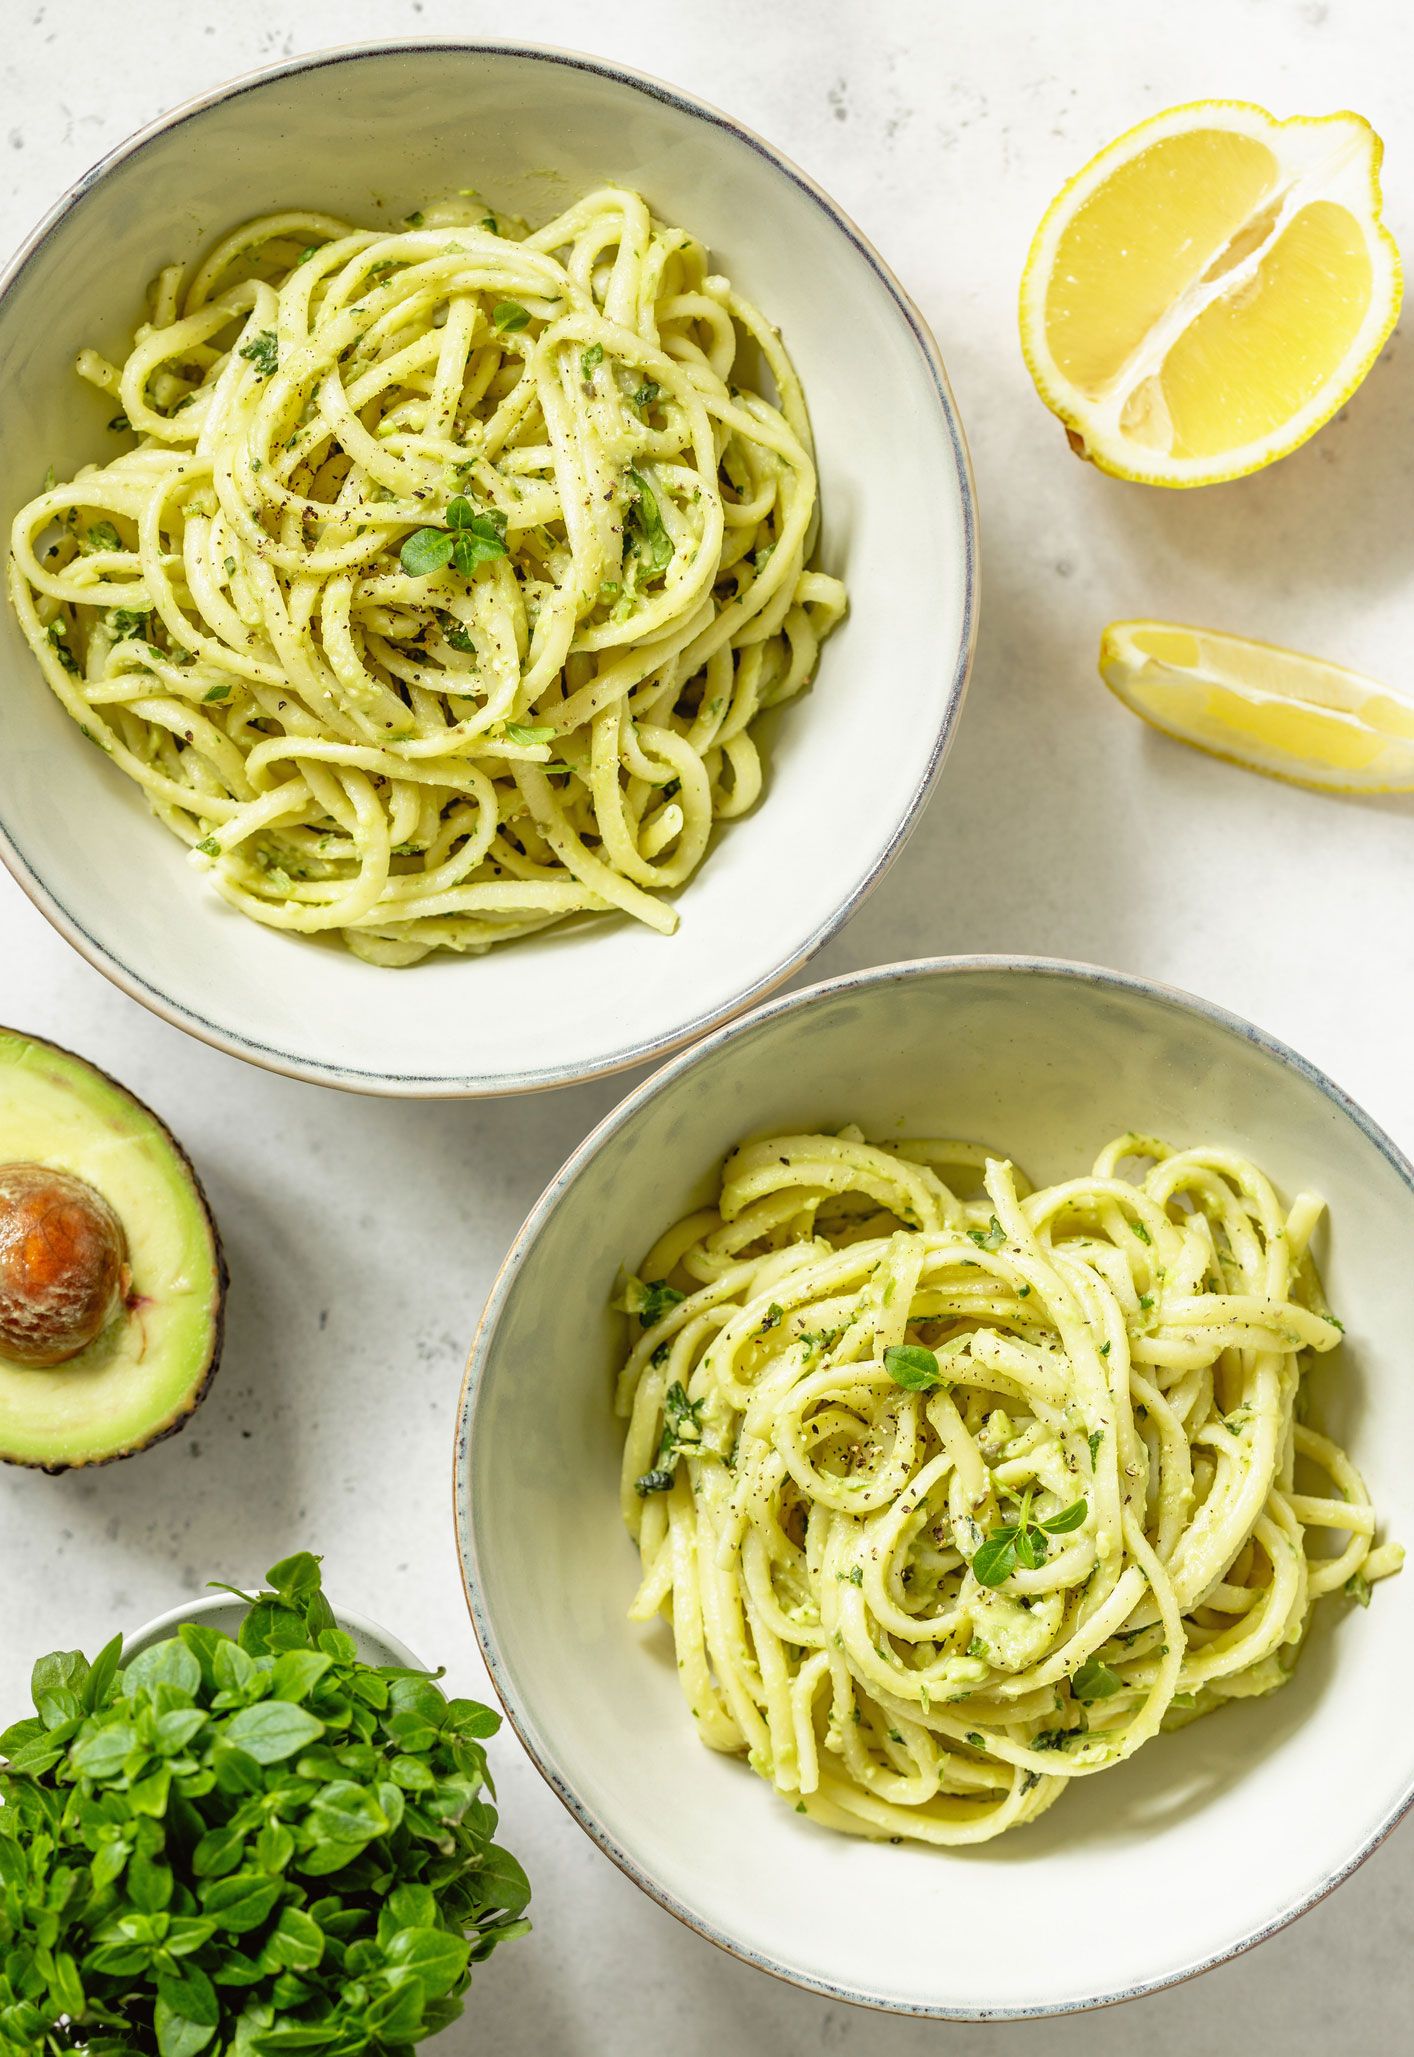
left=972, top=1489, right=1089, bottom=1588
left=0, top=1553, right=528, bottom=2056
left=399, top=497, right=508, bottom=580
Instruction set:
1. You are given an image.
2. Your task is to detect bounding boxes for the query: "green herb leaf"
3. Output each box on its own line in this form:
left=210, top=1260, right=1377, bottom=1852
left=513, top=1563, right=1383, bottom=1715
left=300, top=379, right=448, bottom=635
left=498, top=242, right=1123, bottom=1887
left=157, top=1962, right=220, bottom=2028
left=1072, top=1655, right=1125, bottom=1702
left=384, top=1924, right=471, bottom=1998
left=223, top=1700, right=324, bottom=1765
left=966, top=1215, right=1007, bottom=1251
left=972, top=1530, right=1019, bottom=1588
left=399, top=527, right=456, bottom=577
left=268, top=1648, right=331, bottom=1702
left=625, top=467, right=674, bottom=575
left=46, top=620, right=79, bottom=672
left=154, top=1707, right=207, bottom=1753
left=636, top=1279, right=685, bottom=1329
left=154, top=1994, right=217, bottom=2057
left=450, top=510, right=509, bottom=574
left=1041, top=1497, right=1088, bottom=1534
left=126, top=1636, right=202, bottom=1697
left=633, top=1379, right=706, bottom=1497
left=492, top=301, right=531, bottom=332
left=633, top=1466, right=676, bottom=1497
left=266, top=1904, right=324, bottom=1972
left=1032, top=1726, right=1075, bottom=1751
left=882, top=1343, right=942, bottom=1391
left=192, top=1823, right=246, bottom=1879
left=307, top=1778, right=388, bottom=1845
left=439, top=612, right=476, bottom=653
left=70, top=1721, right=136, bottom=1779
left=254, top=1818, right=294, bottom=1873
left=107, top=605, right=152, bottom=640
left=201, top=1870, right=283, bottom=1933
left=32, top=1647, right=88, bottom=1702
left=402, top=499, right=507, bottom=580
left=505, top=722, right=555, bottom=747
left=580, top=342, right=604, bottom=379
left=237, top=330, right=279, bottom=377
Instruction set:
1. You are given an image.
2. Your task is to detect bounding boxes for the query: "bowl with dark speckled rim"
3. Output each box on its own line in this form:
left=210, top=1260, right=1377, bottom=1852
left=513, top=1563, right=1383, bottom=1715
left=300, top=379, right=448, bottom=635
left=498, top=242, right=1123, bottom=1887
left=0, top=40, right=974, bottom=1097
left=456, top=954, right=1414, bottom=2018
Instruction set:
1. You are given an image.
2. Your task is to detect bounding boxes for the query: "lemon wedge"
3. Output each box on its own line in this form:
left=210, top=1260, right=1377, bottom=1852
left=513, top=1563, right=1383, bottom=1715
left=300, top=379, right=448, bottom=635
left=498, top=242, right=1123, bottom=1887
left=1099, top=621, right=1414, bottom=791
left=1021, top=102, right=1401, bottom=486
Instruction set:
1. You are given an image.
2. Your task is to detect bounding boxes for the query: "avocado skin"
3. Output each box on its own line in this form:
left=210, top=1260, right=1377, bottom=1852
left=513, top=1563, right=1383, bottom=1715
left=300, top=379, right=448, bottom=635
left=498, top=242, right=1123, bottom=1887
left=0, top=1028, right=228, bottom=1473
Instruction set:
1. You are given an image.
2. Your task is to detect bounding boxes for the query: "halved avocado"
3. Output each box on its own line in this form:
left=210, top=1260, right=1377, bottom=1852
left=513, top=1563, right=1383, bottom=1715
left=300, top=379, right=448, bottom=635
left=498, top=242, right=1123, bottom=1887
left=0, top=1029, right=226, bottom=1470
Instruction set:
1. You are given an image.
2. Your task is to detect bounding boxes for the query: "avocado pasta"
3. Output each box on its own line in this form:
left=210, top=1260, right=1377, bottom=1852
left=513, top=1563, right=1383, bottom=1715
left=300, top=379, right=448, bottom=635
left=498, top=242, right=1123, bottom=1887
left=7, top=189, right=845, bottom=964
left=614, top=1129, right=1401, bottom=1845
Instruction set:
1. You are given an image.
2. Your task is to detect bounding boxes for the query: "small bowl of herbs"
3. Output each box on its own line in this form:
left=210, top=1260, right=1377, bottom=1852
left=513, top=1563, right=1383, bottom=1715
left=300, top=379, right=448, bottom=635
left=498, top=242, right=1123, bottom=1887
left=0, top=1552, right=529, bottom=2054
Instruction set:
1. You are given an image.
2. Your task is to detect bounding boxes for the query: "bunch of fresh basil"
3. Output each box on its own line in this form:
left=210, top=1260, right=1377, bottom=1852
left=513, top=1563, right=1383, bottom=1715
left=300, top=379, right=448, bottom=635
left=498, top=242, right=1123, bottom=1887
left=0, top=1555, right=529, bottom=2055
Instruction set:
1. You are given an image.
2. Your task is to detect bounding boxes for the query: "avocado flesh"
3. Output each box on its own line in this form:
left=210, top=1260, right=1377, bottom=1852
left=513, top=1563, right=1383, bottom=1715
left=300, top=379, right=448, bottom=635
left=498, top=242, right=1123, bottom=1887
left=0, top=1029, right=225, bottom=1469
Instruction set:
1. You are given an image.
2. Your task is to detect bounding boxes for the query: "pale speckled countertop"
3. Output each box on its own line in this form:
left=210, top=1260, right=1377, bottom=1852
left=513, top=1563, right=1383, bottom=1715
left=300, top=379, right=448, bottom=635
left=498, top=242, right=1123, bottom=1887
left=2, top=2, right=1413, bottom=2050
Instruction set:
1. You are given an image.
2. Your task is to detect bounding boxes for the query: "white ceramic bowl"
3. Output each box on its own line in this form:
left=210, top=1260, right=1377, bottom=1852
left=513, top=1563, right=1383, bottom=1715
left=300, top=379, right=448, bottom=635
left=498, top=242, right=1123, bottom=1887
left=455, top=956, right=1414, bottom=2017
left=0, top=42, right=974, bottom=1097
left=123, top=1588, right=426, bottom=1671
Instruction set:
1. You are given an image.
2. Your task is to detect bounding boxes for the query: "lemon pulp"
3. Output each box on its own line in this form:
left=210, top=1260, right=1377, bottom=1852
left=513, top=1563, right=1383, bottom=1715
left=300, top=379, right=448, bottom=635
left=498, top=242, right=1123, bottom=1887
left=1099, top=621, right=1414, bottom=792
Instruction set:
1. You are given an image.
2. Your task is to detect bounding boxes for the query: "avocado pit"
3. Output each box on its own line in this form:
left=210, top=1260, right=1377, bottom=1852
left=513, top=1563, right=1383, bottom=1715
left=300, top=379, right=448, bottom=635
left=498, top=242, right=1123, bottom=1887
left=0, top=1162, right=130, bottom=1367
left=0, top=1027, right=226, bottom=1468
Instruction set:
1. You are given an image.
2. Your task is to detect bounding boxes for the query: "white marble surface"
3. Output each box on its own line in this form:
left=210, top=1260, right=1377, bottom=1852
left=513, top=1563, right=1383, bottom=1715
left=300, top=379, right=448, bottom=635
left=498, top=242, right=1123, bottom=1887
left=2, top=1, right=1412, bottom=2049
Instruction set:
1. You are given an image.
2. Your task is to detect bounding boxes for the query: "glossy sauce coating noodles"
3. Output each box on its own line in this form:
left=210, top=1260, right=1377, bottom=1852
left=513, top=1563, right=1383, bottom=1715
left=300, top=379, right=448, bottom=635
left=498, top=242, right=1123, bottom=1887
left=616, top=1129, right=1401, bottom=1844
left=8, top=190, right=845, bottom=963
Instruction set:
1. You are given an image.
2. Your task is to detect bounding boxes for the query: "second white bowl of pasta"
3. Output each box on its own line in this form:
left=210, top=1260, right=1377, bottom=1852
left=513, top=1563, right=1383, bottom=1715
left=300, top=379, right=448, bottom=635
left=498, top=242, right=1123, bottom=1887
left=456, top=956, right=1414, bottom=2016
left=0, top=42, right=973, bottom=1093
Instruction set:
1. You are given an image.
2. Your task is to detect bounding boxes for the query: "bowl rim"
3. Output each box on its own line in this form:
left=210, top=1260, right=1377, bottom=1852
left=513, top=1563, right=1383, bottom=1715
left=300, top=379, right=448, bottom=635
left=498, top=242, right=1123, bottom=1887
left=120, top=1587, right=427, bottom=1672
left=0, top=36, right=978, bottom=1100
left=453, top=950, right=1414, bottom=2019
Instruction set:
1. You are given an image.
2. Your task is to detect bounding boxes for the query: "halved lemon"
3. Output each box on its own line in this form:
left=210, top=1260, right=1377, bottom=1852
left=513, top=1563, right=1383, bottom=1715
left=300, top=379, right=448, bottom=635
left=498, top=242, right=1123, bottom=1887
left=1021, top=102, right=1401, bottom=487
left=1099, top=621, right=1414, bottom=791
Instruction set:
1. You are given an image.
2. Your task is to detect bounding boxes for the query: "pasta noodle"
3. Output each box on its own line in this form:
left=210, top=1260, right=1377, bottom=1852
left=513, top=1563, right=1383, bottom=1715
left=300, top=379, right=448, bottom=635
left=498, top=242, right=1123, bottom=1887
left=615, top=1127, right=1402, bottom=1845
left=7, top=190, right=845, bottom=964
